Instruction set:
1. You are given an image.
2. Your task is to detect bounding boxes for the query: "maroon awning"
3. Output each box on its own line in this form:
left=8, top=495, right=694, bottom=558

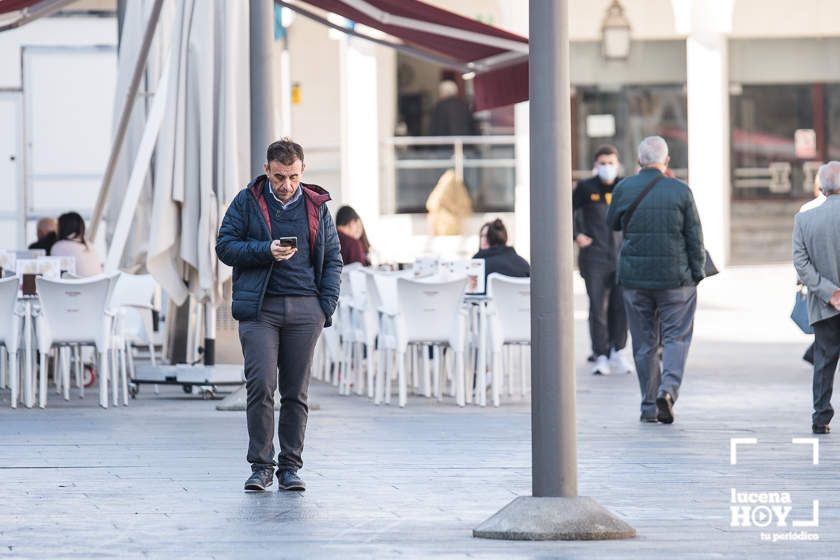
left=279, top=0, right=528, bottom=110
left=0, top=0, right=43, bottom=15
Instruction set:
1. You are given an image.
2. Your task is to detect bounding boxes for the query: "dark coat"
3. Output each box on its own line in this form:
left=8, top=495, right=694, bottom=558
left=472, top=245, right=530, bottom=291
left=28, top=232, right=57, bottom=255
left=428, top=97, right=476, bottom=136
left=605, top=168, right=705, bottom=290
left=215, top=176, right=343, bottom=326
left=572, top=175, right=623, bottom=275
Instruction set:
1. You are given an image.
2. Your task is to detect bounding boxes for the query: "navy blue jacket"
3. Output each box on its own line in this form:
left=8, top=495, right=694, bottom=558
left=215, top=176, right=343, bottom=326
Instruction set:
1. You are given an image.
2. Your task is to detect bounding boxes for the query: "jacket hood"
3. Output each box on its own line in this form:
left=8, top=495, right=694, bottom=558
left=246, top=175, right=331, bottom=206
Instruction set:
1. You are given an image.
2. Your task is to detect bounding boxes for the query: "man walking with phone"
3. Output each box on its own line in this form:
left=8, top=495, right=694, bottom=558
left=216, top=138, right=342, bottom=491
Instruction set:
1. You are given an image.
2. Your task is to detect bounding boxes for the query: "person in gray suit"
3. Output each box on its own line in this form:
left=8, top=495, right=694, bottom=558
left=606, top=136, right=706, bottom=424
left=793, top=161, right=840, bottom=435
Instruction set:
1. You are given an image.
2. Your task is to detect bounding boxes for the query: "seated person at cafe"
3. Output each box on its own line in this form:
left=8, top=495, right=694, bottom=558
left=50, top=212, right=103, bottom=277
left=335, top=205, right=370, bottom=266
left=28, top=217, right=58, bottom=255
left=472, top=218, right=530, bottom=284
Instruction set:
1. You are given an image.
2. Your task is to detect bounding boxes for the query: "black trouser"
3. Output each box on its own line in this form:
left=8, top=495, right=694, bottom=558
left=582, top=268, right=627, bottom=357
left=803, top=341, right=815, bottom=365
left=811, top=314, right=840, bottom=427
left=239, top=296, right=324, bottom=472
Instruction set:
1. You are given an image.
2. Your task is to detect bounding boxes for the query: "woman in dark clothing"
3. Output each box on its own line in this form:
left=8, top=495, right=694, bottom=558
left=472, top=218, right=530, bottom=284
left=335, top=205, right=370, bottom=266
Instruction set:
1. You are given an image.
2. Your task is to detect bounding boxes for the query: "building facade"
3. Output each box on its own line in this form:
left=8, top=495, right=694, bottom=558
left=1, top=0, right=838, bottom=266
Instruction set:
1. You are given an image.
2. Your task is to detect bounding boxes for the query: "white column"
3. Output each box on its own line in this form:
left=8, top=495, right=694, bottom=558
left=503, top=0, right=531, bottom=260
left=687, top=33, right=729, bottom=266
left=514, top=101, right=530, bottom=259
left=339, top=37, right=380, bottom=223
left=677, top=0, right=734, bottom=266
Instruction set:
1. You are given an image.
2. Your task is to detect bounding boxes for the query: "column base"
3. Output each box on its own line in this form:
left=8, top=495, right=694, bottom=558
left=473, top=496, right=636, bottom=541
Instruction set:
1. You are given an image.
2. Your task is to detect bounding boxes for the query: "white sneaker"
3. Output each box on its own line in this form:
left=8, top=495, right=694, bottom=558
left=591, top=354, right=610, bottom=375
left=609, top=349, right=634, bottom=374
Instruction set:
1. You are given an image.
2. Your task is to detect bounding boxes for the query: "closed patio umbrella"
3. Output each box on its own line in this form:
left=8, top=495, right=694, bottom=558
left=147, top=0, right=250, bottom=363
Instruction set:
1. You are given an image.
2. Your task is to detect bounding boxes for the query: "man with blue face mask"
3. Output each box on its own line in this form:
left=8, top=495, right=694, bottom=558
left=572, top=145, right=633, bottom=376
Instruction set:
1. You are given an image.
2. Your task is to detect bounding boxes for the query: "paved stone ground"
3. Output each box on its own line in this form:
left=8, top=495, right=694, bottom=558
left=1, top=265, right=838, bottom=559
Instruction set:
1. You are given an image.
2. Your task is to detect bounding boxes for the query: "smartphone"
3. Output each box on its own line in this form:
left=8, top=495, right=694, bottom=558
left=279, top=236, right=298, bottom=249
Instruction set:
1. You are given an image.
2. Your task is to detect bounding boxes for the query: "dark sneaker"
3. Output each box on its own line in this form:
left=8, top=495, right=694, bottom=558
left=656, top=392, right=674, bottom=424
left=812, top=424, right=830, bottom=435
left=244, top=467, right=274, bottom=491
left=640, top=415, right=659, bottom=423
left=277, top=470, right=306, bottom=491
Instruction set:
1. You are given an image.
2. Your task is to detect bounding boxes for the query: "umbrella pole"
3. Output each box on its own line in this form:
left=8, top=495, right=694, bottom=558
left=203, top=302, right=216, bottom=366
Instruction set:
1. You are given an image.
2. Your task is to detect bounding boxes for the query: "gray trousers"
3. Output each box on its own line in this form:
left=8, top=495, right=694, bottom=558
left=623, top=286, right=697, bottom=417
left=239, top=296, right=323, bottom=471
left=811, top=314, right=840, bottom=427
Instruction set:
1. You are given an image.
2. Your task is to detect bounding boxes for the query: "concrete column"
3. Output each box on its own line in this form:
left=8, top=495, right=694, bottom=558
left=473, top=0, right=635, bottom=540
left=527, top=0, right=576, bottom=499
left=677, top=0, right=734, bottom=265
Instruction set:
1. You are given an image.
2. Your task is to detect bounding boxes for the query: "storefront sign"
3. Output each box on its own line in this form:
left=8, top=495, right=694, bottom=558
left=795, top=129, right=817, bottom=159
left=586, top=114, right=616, bottom=138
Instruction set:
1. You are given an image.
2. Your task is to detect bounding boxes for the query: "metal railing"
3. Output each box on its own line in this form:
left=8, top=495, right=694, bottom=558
left=386, top=135, right=516, bottom=213
left=733, top=161, right=820, bottom=194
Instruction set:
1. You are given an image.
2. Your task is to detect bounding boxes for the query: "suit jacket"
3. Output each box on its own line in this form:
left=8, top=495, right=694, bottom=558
left=793, top=195, right=840, bottom=325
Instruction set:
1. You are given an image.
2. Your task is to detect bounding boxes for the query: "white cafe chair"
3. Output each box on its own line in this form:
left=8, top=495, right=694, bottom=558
left=486, top=273, right=531, bottom=406
left=35, top=274, right=119, bottom=408
left=366, top=270, right=402, bottom=405
left=335, top=269, right=357, bottom=395
left=348, top=269, right=379, bottom=399
left=110, top=273, right=160, bottom=397
left=377, top=276, right=468, bottom=407
left=0, top=276, right=23, bottom=408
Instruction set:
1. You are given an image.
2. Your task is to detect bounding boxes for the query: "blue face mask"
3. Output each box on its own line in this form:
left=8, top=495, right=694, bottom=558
left=597, top=163, right=618, bottom=183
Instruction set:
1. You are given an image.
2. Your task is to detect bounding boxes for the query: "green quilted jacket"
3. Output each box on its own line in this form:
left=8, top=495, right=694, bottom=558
left=605, top=168, right=706, bottom=290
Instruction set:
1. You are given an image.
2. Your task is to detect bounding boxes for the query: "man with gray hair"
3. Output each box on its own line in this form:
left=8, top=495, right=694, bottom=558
left=428, top=79, right=476, bottom=136
left=606, top=136, right=706, bottom=424
left=793, top=161, right=840, bottom=434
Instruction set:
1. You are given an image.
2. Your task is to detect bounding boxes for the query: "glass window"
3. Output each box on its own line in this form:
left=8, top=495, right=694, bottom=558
left=573, top=85, right=688, bottom=178
left=394, top=142, right=515, bottom=214
left=730, top=84, right=839, bottom=198
left=393, top=53, right=516, bottom=214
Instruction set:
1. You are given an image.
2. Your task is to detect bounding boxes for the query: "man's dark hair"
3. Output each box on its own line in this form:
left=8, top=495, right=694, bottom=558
left=335, top=205, right=361, bottom=227
left=484, top=218, right=508, bottom=247
left=57, top=211, right=88, bottom=246
left=266, top=138, right=304, bottom=165
left=593, top=144, right=619, bottom=162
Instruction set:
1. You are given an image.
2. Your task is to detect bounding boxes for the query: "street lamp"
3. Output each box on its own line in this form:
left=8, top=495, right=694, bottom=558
left=601, top=0, right=631, bottom=60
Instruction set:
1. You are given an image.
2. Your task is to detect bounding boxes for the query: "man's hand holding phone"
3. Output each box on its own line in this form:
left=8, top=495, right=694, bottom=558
left=271, top=239, right=297, bottom=261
